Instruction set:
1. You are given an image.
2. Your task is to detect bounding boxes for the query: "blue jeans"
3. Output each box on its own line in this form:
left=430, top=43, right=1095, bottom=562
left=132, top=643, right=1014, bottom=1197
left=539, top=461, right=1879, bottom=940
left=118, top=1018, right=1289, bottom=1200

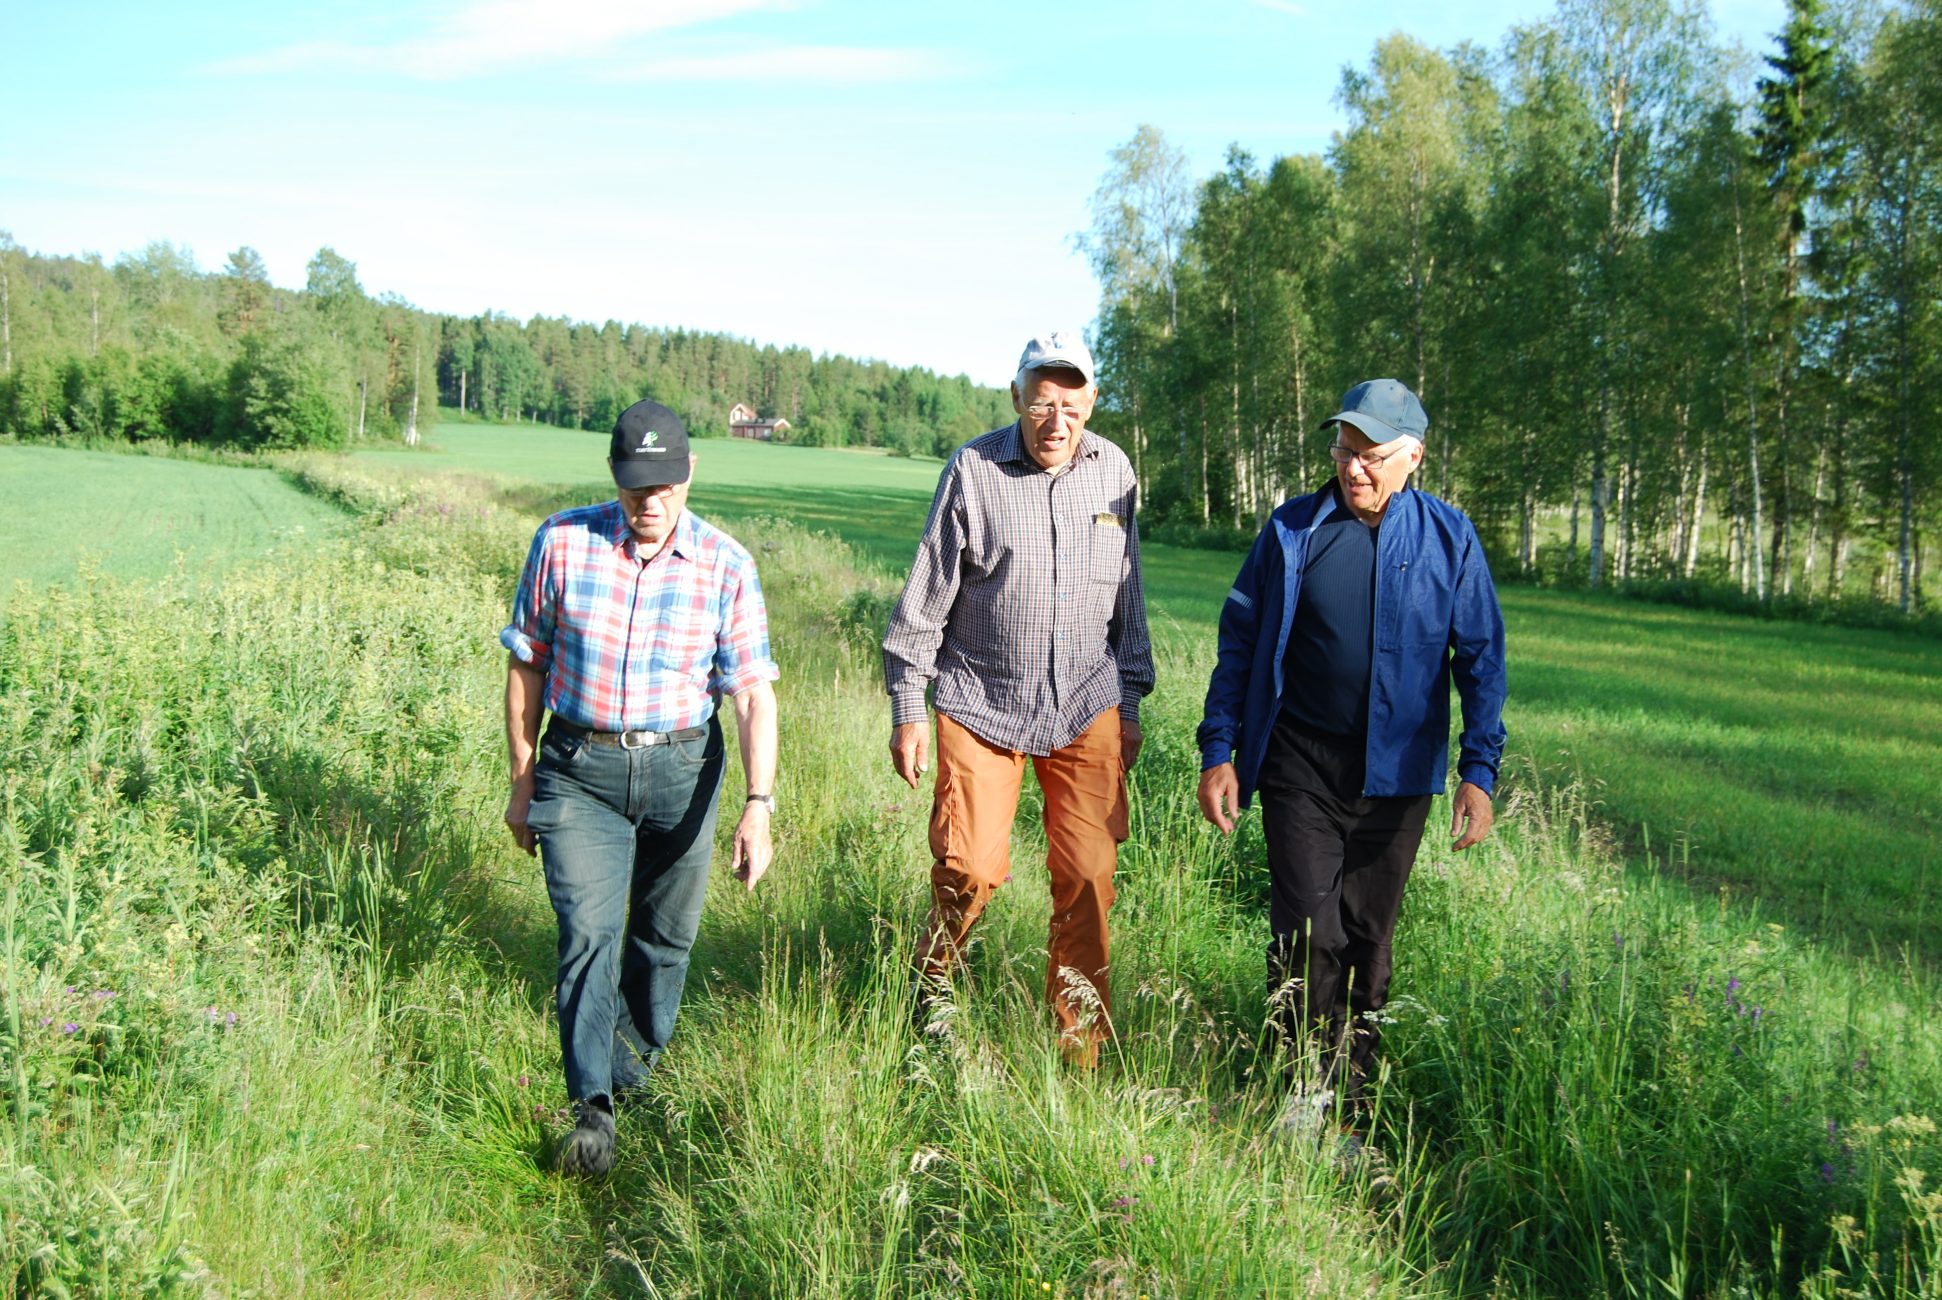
left=526, top=718, right=724, bottom=1103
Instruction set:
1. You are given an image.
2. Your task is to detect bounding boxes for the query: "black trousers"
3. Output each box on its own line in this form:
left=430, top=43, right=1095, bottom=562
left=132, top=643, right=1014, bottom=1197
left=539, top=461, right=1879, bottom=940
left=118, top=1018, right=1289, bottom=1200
left=1258, top=715, right=1431, bottom=1111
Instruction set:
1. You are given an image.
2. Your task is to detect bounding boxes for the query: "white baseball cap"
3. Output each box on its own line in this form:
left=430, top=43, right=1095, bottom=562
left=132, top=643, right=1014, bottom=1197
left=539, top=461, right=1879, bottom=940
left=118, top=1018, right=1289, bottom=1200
left=1015, top=332, right=1096, bottom=386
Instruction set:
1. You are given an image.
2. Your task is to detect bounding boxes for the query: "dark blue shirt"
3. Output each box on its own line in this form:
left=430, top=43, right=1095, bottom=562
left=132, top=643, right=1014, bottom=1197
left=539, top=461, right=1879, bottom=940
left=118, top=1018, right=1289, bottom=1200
left=1277, top=492, right=1376, bottom=737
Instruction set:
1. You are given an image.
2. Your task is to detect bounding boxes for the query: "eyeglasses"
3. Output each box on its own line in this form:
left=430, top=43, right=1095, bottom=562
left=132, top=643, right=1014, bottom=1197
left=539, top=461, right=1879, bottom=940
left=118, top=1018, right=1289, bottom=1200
left=1328, top=443, right=1404, bottom=470
left=1025, top=403, right=1090, bottom=420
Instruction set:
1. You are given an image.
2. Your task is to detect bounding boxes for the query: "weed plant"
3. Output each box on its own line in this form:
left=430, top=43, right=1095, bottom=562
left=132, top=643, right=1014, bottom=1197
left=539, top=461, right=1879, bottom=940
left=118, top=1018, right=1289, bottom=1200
left=1, top=456, right=1938, bottom=1296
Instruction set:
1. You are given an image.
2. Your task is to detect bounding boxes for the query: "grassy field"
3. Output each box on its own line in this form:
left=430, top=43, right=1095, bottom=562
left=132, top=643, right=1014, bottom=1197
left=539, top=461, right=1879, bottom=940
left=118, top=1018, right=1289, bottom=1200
left=359, top=421, right=1942, bottom=955
left=0, top=444, right=349, bottom=589
left=3, top=439, right=1940, bottom=1297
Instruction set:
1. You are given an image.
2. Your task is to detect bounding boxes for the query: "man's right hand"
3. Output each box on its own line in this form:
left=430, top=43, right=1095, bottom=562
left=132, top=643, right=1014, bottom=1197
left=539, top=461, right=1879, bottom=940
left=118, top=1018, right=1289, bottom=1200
left=1197, top=762, right=1240, bottom=834
left=505, top=777, right=538, bottom=856
left=890, top=721, right=930, bottom=790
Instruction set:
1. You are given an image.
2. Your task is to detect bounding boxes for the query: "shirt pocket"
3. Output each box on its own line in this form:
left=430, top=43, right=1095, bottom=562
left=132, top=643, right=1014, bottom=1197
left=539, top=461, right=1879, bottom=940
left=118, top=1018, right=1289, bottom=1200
left=1087, top=513, right=1127, bottom=586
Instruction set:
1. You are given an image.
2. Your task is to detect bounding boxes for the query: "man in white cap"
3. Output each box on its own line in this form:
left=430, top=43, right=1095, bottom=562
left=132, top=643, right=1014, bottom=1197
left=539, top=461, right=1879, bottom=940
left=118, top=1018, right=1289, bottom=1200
left=882, top=332, right=1153, bottom=1067
left=1195, top=378, right=1507, bottom=1140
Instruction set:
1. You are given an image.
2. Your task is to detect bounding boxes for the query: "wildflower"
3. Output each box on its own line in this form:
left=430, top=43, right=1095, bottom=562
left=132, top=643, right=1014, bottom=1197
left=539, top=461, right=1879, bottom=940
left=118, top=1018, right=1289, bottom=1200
left=64, top=986, right=76, bottom=995
left=1820, top=1162, right=1837, bottom=1184
left=1141, top=1154, right=1155, bottom=1167
left=518, top=1074, right=530, bottom=1088
left=1613, top=931, right=1625, bottom=952
left=92, top=989, right=116, bottom=1001
left=1749, top=1006, right=1764, bottom=1024
left=225, top=1012, right=238, bottom=1028
left=1114, top=1196, right=1131, bottom=1208
left=206, top=1006, right=222, bottom=1021
left=62, top=1023, right=80, bottom=1035
left=1725, top=976, right=1741, bottom=994
left=1118, top=1157, right=1129, bottom=1171
left=38, top=1017, right=51, bottom=1027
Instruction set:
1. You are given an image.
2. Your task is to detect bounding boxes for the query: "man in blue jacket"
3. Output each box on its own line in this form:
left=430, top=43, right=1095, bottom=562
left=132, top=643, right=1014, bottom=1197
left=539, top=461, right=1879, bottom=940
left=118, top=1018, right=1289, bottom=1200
left=1196, top=378, right=1506, bottom=1138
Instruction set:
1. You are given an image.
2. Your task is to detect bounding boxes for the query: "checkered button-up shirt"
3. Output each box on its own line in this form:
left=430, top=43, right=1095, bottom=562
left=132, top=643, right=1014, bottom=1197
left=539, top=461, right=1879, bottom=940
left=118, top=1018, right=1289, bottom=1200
left=501, top=503, right=778, bottom=732
left=883, top=424, right=1153, bottom=756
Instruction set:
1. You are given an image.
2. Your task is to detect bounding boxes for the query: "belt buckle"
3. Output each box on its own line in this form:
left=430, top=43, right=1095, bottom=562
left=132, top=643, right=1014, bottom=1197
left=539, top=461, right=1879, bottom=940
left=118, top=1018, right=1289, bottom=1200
left=618, top=729, right=657, bottom=750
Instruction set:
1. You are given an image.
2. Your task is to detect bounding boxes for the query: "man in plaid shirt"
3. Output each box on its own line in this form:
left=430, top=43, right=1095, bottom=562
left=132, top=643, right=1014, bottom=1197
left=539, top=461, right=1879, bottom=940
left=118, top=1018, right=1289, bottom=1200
left=501, top=398, right=779, bottom=1177
left=883, top=332, right=1153, bottom=1067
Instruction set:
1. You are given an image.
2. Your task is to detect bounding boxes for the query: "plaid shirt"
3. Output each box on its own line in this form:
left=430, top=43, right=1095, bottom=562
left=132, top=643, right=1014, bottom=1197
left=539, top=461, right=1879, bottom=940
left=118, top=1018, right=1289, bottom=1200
left=501, top=503, right=778, bottom=732
left=883, top=424, right=1153, bottom=756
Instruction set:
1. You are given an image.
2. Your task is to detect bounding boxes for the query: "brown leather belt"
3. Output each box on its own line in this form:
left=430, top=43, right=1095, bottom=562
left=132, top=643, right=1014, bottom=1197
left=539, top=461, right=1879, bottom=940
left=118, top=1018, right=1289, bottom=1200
left=549, top=718, right=709, bottom=750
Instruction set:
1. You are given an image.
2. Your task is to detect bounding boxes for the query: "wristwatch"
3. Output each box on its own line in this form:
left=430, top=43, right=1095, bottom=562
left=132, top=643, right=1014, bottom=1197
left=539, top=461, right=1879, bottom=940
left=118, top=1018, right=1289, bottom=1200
left=746, top=792, right=777, bottom=815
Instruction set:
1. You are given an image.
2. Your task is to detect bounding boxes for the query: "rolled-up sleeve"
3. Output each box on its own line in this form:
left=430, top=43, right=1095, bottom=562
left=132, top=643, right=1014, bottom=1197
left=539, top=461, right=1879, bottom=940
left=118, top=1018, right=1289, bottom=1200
left=500, top=523, right=557, bottom=671
left=882, top=460, right=967, bottom=727
left=716, top=559, right=781, bottom=696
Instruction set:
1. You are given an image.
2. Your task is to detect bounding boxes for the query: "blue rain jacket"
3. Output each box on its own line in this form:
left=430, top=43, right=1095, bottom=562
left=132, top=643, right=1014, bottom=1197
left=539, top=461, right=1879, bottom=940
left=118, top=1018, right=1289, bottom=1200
left=1197, top=485, right=1507, bottom=806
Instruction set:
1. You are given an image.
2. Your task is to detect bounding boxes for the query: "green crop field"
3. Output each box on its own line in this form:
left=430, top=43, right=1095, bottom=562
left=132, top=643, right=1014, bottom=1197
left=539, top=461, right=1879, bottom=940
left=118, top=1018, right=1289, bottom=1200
left=0, top=445, right=350, bottom=589
left=4, top=439, right=1940, bottom=1297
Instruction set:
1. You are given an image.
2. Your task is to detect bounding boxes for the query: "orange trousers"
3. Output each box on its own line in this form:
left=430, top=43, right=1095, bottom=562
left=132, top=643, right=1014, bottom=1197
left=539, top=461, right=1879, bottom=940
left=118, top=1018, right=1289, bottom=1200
left=915, top=709, right=1129, bottom=1062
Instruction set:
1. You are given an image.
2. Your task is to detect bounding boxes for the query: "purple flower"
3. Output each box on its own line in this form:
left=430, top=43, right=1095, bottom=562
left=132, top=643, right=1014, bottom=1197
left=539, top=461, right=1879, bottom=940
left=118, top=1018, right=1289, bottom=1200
left=1725, top=976, right=1741, bottom=994
left=1749, top=1006, right=1764, bottom=1024
left=1820, top=1162, right=1837, bottom=1184
left=64, top=986, right=75, bottom=995
left=1114, top=1196, right=1131, bottom=1208
left=92, top=989, right=116, bottom=1001
left=518, top=1074, right=530, bottom=1088
left=62, top=1023, right=80, bottom=1035
left=225, top=1012, right=238, bottom=1028
left=1141, top=1154, right=1155, bottom=1167
left=38, top=1017, right=51, bottom=1027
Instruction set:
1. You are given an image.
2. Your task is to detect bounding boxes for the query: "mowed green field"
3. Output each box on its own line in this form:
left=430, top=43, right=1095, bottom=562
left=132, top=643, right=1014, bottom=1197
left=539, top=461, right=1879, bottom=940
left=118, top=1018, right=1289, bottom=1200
left=363, top=420, right=1942, bottom=954
left=0, top=445, right=349, bottom=589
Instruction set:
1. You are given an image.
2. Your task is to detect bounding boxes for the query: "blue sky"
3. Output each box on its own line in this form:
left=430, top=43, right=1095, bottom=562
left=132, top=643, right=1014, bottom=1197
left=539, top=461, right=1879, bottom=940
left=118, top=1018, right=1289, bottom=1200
left=1, top=0, right=1785, bottom=386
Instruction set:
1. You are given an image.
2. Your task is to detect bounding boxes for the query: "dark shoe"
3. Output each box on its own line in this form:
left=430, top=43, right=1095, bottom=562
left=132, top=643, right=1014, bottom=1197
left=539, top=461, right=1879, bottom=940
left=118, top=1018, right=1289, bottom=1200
left=557, top=1097, right=616, bottom=1178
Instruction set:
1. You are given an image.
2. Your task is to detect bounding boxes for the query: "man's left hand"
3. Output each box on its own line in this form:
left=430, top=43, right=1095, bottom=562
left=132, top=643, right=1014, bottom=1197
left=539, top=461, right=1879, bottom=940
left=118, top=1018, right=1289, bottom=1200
left=1450, top=780, right=1494, bottom=851
left=732, top=804, right=772, bottom=891
left=1120, top=719, right=1143, bottom=771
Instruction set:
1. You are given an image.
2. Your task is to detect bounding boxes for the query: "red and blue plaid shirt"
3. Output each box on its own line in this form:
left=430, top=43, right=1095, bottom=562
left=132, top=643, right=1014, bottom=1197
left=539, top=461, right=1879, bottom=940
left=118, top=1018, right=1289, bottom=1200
left=501, top=502, right=779, bottom=732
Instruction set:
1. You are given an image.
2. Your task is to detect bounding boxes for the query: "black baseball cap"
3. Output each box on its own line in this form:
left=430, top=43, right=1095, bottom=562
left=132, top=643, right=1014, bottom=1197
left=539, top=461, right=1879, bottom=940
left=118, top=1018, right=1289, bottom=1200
left=610, top=400, right=692, bottom=488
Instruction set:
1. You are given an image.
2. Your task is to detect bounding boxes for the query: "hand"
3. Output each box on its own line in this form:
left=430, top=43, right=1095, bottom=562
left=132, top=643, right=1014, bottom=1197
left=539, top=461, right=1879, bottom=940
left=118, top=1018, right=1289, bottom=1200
left=889, top=721, right=930, bottom=790
left=1120, top=719, right=1143, bottom=771
left=731, top=803, right=773, bottom=891
left=1197, top=762, right=1240, bottom=834
left=504, top=778, right=538, bottom=856
left=1450, top=780, right=1494, bottom=851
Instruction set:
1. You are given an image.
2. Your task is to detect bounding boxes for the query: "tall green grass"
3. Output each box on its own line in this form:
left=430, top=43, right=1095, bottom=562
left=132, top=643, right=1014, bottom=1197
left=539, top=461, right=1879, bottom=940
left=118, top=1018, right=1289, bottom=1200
left=2, top=454, right=1938, bottom=1296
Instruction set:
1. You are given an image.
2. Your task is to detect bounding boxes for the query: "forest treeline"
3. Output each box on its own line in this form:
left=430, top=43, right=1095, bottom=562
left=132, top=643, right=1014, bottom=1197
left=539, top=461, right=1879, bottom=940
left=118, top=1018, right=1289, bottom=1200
left=1082, top=0, right=1940, bottom=613
left=0, top=239, right=1013, bottom=459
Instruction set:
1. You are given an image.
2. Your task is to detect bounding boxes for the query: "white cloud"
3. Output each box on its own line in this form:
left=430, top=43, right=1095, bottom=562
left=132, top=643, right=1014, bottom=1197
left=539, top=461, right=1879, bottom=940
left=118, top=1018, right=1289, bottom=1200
left=607, top=45, right=940, bottom=83
left=209, top=0, right=794, bottom=78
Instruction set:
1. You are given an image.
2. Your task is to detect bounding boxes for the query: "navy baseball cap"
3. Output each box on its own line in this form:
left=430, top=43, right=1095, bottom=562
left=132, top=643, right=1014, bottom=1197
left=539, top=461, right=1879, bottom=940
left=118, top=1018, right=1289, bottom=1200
left=610, top=400, right=691, bottom=488
left=1323, top=379, right=1428, bottom=444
